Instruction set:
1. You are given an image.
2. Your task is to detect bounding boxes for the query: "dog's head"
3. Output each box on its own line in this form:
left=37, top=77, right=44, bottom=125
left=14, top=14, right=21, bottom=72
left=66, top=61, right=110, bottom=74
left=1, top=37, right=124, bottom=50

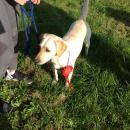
left=35, top=33, right=67, bottom=65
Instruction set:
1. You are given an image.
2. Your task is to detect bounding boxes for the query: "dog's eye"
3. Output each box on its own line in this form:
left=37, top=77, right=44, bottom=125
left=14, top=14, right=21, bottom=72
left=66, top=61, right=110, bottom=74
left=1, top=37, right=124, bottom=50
left=45, top=48, right=50, bottom=52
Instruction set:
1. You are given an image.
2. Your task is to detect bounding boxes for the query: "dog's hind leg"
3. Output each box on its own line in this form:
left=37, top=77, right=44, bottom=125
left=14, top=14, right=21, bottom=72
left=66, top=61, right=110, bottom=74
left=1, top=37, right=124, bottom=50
left=84, top=23, right=91, bottom=56
left=84, top=35, right=90, bottom=55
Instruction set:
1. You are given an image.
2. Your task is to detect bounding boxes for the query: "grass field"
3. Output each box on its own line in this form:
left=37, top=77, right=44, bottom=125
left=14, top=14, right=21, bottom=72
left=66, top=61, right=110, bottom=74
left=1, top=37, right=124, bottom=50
left=0, top=0, right=130, bottom=129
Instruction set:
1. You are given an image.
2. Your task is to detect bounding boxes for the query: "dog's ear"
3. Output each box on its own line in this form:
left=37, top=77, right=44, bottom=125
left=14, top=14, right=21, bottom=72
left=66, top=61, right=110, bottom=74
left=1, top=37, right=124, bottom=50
left=55, top=40, right=67, bottom=57
left=39, top=33, right=48, bottom=40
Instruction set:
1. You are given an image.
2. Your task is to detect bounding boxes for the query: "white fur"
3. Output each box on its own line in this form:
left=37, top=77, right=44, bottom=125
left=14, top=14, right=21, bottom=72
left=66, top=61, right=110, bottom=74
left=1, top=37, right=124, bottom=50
left=35, top=19, right=89, bottom=87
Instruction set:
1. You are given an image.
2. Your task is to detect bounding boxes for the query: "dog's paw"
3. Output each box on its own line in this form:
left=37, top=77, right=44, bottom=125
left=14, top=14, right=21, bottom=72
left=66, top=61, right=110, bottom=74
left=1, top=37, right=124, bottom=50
left=65, top=84, right=70, bottom=91
left=52, top=80, right=58, bottom=85
left=65, top=82, right=69, bottom=87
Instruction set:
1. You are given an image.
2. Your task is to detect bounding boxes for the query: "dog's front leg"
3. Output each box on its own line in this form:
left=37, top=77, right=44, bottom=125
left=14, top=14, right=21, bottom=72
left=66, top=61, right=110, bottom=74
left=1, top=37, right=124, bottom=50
left=52, top=68, right=58, bottom=84
left=54, top=68, right=58, bottom=81
left=65, top=68, right=74, bottom=87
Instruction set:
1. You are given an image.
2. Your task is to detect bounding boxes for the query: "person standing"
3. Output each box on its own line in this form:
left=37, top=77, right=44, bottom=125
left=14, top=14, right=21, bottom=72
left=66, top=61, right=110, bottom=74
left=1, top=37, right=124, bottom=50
left=0, top=0, right=40, bottom=84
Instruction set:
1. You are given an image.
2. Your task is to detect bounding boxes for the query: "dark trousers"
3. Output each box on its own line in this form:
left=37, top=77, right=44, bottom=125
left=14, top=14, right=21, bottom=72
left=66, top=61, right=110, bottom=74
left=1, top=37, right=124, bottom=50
left=0, top=0, right=19, bottom=78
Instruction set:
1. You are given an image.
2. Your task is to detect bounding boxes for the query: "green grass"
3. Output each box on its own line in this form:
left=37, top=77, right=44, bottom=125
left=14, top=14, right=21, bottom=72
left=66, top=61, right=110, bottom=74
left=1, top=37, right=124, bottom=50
left=1, top=0, right=130, bottom=129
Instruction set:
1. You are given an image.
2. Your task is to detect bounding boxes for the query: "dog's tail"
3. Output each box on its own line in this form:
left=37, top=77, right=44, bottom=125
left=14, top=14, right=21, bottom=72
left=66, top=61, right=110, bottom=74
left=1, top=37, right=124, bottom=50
left=79, top=0, right=89, bottom=21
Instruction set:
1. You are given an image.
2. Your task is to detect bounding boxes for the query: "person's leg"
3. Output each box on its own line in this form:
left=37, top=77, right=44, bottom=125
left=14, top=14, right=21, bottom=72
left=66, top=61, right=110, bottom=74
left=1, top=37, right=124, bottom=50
left=0, top=45, right=15, bottom=78
left=0, top=0, right=18, bottom=78
left=5, top=0, right=19, bottom=72
left=0, top=0, right=32, bottom=84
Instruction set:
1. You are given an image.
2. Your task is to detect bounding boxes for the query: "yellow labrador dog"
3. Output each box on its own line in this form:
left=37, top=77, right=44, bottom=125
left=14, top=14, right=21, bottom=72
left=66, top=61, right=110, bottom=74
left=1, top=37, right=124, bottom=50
left=35, top=0, right=91, bottom=87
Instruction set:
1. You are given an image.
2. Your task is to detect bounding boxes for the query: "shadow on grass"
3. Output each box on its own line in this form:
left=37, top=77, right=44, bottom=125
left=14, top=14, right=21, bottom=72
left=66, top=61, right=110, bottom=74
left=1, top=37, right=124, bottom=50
left=106, top=7, right=130, bottom=26
left=0, top=115, right=13, bottom=130
left=35, top=1, right=74, bottom=35
left=18, top=0, right=74, bottom=56
left=87, top=33, right=130, bottom=84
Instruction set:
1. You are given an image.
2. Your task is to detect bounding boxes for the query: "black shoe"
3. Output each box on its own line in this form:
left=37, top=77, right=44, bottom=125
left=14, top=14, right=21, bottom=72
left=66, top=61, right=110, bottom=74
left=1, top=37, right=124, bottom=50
left=5, top=70, right=33, bottom=85
left=0, top=99, right=11, bottom=114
